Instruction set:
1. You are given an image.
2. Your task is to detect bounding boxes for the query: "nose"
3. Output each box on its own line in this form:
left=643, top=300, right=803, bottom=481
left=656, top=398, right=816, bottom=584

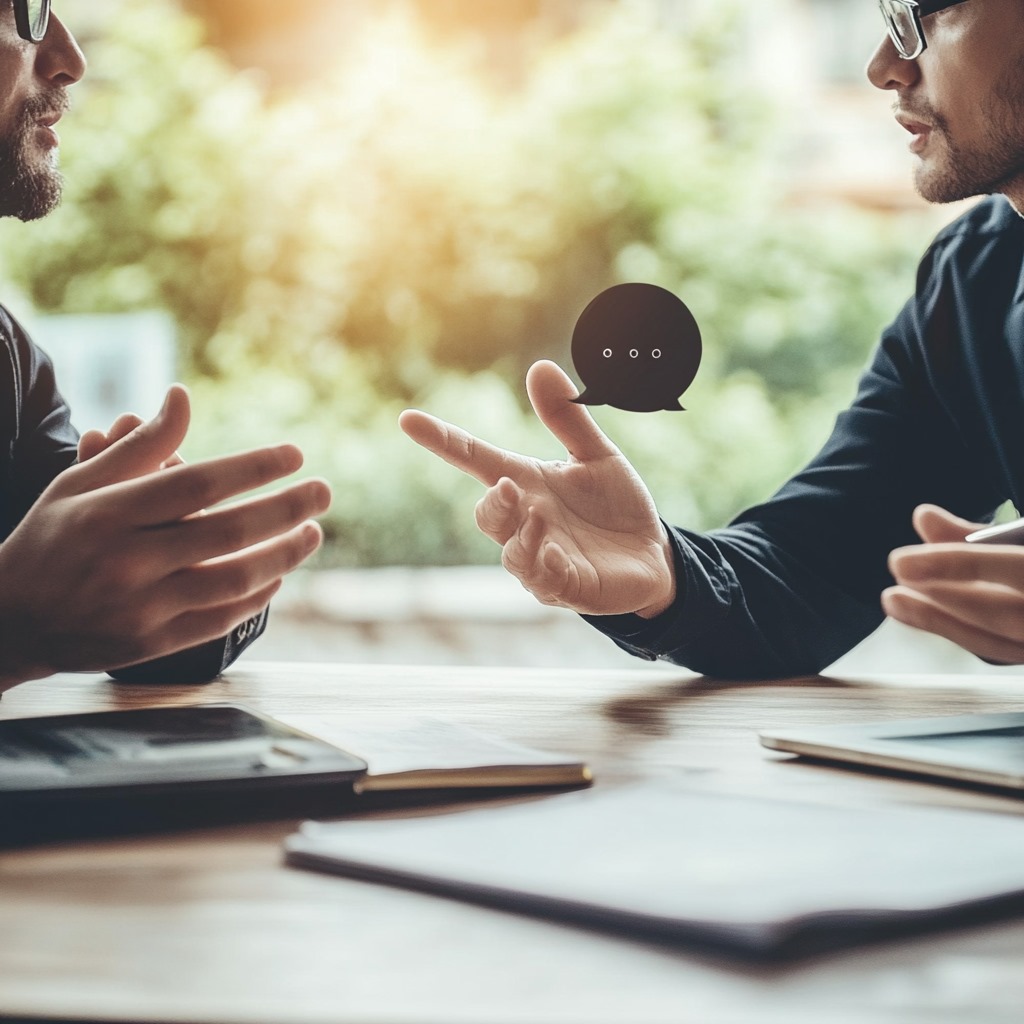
left=34, top=14, right=87, bottom=87
left=866, top=31, right=919, bottom=92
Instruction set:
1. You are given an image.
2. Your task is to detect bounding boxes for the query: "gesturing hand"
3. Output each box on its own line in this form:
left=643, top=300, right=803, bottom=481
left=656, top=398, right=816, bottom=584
left=884, top=503, right=1024, bottom=663
left=0, top=385, right=332, bottom=687
left=399, top=360, right=677, bottom=618
left=77, top=408, right=183, bottom=468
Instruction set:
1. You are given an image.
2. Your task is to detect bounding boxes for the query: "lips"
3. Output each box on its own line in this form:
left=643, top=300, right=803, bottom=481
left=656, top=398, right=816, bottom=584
left=894, top=111, right=936, bottom=155
left=896, top=114, right=933, bottom=136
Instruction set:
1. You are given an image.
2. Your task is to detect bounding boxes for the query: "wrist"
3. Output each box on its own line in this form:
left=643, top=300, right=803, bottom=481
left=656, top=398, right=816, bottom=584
left=634, top=526, right=678, bottom=620
left=635, top=587, right=675, bottom=620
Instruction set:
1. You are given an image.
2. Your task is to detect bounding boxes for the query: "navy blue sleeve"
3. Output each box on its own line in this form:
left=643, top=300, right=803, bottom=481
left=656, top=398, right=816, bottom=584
left=584, top=215, right=1007, bottom=679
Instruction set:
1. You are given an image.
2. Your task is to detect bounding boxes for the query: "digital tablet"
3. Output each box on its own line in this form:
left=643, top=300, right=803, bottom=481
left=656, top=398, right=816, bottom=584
left=0, top=703, right=368, bottom=845
left=759, top=712, right=1024, bottom=792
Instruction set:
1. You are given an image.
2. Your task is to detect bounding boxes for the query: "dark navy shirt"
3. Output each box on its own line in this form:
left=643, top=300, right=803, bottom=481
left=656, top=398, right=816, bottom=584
left=0, top=306, right=266, bottom=684
left=0, top=307, right=77, bottom=539
left=586, top=195, right=1024, bottom=678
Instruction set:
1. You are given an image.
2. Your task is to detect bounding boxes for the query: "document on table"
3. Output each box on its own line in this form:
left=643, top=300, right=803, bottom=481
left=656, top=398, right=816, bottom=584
left=276, top=714, right=591, bottom=792
left=284, top=781, right=1024, bottom=961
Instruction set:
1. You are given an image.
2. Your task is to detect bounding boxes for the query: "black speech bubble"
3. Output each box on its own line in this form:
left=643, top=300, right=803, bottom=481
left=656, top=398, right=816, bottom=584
left=570, top=283, right=702, bottom=413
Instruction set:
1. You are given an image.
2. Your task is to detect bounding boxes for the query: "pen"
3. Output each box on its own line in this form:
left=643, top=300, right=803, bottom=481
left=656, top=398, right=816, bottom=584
left=965, top=516, right=1024, bottom=545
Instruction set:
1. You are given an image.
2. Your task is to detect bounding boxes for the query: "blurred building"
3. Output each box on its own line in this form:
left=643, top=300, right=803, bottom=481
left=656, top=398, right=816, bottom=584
left=26, top=312, right=177, bottom=435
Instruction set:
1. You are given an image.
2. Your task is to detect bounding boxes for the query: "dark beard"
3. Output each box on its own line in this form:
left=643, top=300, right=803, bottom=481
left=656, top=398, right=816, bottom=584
left=910, top=66, right=1024, bottom=206
left=0, top=94, right=68, bottom=222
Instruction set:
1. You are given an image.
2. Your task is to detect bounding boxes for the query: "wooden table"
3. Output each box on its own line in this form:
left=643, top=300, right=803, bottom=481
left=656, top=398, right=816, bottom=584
left=2, top=661, right=1024, bottom=1024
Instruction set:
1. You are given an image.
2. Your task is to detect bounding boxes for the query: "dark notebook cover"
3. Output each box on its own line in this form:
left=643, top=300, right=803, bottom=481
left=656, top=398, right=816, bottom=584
left=0, top=704, right=367, bottom=846
left=284, top=781, right=1024, bottom=962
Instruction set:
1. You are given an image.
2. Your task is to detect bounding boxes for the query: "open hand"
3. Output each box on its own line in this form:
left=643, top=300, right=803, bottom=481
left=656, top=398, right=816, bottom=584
left=0, top=385, right=331, bottom=687
left=400, top=361, right=676, bottom=618
left=884, top=503, right=1024, bottom=663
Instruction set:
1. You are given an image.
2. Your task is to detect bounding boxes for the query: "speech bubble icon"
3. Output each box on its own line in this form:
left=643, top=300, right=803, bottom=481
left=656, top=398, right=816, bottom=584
left=570, top=283, right=702, bottom=413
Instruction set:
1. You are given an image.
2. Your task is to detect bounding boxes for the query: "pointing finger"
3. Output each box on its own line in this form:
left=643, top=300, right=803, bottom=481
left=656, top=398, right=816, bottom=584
left=399, top=409, right=521, bottom=486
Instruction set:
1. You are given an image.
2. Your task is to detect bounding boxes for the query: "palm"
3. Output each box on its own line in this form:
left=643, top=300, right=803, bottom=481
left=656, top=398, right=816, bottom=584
left=505, top=450, right=667, bottom=613
left=400, top=361, right=675, bottom=617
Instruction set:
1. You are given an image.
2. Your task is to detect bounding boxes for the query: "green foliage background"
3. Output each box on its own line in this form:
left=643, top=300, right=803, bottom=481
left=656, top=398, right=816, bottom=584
left=0, top=0, right=941, bottom=565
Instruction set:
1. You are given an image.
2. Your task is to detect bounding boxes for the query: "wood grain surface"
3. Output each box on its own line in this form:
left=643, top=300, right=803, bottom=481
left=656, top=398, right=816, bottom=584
left=2, top=662, right=1024, bottom=1024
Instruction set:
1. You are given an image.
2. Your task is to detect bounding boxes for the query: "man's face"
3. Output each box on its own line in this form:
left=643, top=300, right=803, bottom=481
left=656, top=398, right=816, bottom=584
left=0, top=5, right=85, bottom=221
left=867, top=0, right=1024, bottom=206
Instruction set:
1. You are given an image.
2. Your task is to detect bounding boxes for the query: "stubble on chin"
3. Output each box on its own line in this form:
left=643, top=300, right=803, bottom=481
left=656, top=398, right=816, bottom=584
left=0, top=96, right=67, bottom=222
left=0, top=154, right=63, bottom=221
left=913, top=62, right=1024, bottom=206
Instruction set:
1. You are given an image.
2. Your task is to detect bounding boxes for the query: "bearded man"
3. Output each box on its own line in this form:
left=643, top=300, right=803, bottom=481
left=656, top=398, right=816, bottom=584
left=401, top=1, right=1024, bottom=676
left=0, top=1, right=331, bottom=690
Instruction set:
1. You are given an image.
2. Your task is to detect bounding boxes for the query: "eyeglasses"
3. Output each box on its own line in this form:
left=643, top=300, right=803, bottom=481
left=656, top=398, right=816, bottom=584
left=878, top=0, right=969, bottom=60
left=13, top=0, right=50, bottom=43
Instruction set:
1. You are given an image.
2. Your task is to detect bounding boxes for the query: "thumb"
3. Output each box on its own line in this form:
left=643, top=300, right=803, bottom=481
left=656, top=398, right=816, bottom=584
left=66, top=385, right=191, bottom=492
left=912, top=503, right=986, bottom=544
left=526, top=360, right=619, bottom=463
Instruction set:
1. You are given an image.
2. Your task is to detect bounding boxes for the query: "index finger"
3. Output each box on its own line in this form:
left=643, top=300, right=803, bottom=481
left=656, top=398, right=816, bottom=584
left=399, top=409, right=520, bottom=487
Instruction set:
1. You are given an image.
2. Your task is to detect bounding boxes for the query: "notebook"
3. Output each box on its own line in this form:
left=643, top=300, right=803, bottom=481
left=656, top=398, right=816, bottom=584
left=759, top=711, right=1024, bottom=792
left=0, top=707, right=590, bottom=846
left=0, top=703, right=368, bottom=845
left=276, top=714, right=591, bottom=793
left=284, top=780, right=1024, bottom=961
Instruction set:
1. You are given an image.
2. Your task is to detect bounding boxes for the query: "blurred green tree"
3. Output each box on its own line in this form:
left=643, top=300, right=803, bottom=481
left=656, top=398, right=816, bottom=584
left=0, top=0, right=940, bottom=565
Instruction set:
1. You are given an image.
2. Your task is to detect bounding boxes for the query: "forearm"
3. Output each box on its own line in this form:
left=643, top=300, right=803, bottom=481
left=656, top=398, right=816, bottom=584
left=585, top=522, right=886, bottom=679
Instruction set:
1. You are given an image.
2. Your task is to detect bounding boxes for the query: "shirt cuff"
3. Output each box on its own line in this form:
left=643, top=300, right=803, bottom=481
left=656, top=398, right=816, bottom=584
left=107, top=607, right=269, bottom=684
left=581, top=523, right=732, bottom=660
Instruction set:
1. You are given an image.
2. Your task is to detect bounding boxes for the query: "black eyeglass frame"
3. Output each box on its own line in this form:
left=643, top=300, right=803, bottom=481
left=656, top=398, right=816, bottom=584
left=13, top=0, right=50, bottom=43
left=879, top=0, right=970, bottom=60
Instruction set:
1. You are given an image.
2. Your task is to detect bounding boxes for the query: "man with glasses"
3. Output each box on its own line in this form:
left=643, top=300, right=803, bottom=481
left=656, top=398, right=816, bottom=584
left=0, top=2, right=332, bottom=690
left=879, top=0, right=967, bottom=61
left=402, top=0, right=1024, bottom=675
